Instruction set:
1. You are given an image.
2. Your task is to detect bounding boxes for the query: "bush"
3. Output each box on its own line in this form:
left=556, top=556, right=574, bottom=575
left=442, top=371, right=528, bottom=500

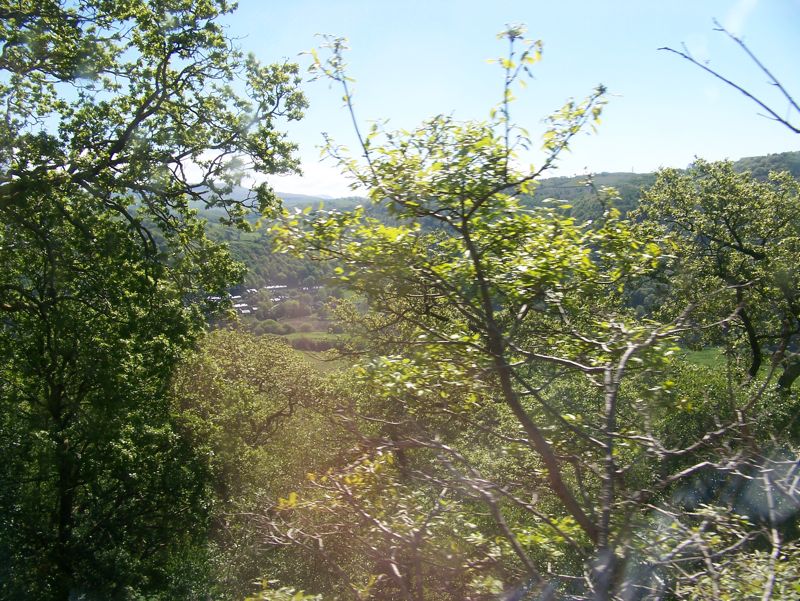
left=289, top=336, right=336, bottom=352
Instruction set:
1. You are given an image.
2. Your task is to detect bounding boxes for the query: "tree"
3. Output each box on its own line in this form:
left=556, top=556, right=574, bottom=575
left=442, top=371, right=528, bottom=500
left=0, top=1, right=305, bottom=598
left=171, top=329, right=331, bottom=599
left=0, top=184, right=220, bottom=599
left=636, top=160, right=800, bottom=393
left=269, top=29, right=800, bottom=600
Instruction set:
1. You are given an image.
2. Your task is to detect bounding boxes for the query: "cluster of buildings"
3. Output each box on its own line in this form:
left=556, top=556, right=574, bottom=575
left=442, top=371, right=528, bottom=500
left=208, top=284, right=289, bottom=315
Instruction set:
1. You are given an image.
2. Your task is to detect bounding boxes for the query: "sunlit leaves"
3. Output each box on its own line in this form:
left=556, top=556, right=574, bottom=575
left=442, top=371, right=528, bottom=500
left=264, top=24, right=800, bottom=601
left=542, top=85, right=607, bottom=153
left=246, top=582, right=322, bottom=601
left=636, top=160, right=800, bottom=388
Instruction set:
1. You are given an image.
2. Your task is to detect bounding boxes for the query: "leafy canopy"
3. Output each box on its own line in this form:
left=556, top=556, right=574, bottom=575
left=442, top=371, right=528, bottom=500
left=0, top=0, right=305, bottom=598
left=269, top=26, right=800, bottom=601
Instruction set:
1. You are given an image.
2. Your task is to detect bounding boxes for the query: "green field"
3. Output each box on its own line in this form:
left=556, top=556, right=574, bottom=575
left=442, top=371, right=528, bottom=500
left=683, top=347, right=725, bottom=368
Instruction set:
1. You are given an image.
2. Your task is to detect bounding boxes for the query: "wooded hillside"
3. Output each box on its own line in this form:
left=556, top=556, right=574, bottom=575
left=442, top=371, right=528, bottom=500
left=1, top=4, right=798, bottom=600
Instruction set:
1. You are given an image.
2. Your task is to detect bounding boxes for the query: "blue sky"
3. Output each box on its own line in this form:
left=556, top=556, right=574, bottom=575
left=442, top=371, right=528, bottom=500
left=222, top=0, right=800, bottom=197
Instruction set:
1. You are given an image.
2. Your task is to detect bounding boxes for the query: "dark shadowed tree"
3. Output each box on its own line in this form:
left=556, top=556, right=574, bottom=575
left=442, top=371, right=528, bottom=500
left=0, top=0, right=305, bottom=598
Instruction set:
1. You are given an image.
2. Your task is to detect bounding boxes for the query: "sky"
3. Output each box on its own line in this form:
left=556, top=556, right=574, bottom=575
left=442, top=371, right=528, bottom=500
left=221, top=0, right=800, bottom=197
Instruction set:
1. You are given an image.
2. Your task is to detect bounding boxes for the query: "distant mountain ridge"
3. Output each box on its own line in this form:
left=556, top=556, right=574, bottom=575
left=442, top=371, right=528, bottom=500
left=275, top=150, right=800, bottom=212
left=278, top=193, right=364, bottom=210
left=195, top=150, right=800, bottom=216
left=207, top=150, right=800, bottom=289
left=527, top=150, right=800, bottom=221
left=277, top=192, right=333, bottom=205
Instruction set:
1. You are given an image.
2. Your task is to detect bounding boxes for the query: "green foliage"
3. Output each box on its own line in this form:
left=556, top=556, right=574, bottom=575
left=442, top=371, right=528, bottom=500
left=682, top=544, right=800, bottom=601
left=639, top=506, right=800, bottom=601
left=733, top=151, right=800, bottom=180
left=0, top=0, right=304, bottom=597
left=213, top=153, right=800, bottom=295
left=637, top=160, right=800, bottom=391
left=0, top=185, right=214, bottom=598
left=172, top=329, right=335, bottom=599
left=264, top=29, right=800, bottom=601
left=204, top=221, right=333, bottom=288
left=246, top=582, right=323, bottom=601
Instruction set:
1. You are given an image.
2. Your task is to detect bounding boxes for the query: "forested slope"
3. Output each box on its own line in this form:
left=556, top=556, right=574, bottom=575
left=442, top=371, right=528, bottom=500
left=2, top=3, right=799, bottom=600
left=219, top=151, right=800, bottom=288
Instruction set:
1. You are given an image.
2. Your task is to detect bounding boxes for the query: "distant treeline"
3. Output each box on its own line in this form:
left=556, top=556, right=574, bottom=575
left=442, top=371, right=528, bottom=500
left=208, top=151, right=800, bottom=289
left=527, top=150, right=800, bottom=222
